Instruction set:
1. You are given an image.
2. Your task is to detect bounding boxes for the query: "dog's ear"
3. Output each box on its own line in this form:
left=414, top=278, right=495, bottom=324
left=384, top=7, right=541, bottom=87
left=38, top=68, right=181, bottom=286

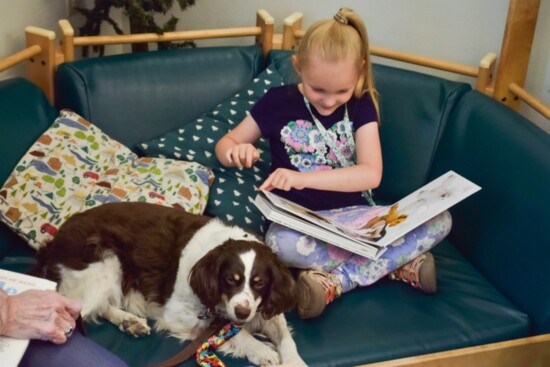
left=261, top=249, right=297, bottom=319
left=189, top=248, right=224, bottom=308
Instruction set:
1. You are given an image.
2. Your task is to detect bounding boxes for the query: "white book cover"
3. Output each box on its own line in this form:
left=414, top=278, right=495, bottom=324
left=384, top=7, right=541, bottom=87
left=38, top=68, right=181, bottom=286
left=255, top=170, right=481, bottom=259
left=0, top=269, right=57, bottom=367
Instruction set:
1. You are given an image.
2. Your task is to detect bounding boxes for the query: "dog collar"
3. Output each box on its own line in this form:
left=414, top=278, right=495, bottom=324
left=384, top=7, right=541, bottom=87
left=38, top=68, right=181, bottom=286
left=197, top=307, right=222, bottom=320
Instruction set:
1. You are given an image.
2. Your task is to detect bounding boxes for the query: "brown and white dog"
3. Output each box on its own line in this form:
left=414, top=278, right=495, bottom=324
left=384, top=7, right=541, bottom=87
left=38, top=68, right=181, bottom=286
left=32, top=202, right=306, bottom=366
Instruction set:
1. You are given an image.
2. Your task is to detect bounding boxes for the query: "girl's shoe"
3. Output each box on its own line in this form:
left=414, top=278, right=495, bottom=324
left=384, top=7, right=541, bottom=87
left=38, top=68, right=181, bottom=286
left=388, top=252, right=437, bottom=293
left=296, top=270, right=343, bottom=319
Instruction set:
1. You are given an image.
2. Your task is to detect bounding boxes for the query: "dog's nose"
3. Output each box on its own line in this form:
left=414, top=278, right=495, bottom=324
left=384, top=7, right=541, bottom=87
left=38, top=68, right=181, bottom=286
left=234, top=304, right=251, bottom=320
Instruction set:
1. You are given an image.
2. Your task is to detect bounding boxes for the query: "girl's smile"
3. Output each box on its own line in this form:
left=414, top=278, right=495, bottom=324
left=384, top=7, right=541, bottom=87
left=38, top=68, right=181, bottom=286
left=296, top=55, right=360, bottom=116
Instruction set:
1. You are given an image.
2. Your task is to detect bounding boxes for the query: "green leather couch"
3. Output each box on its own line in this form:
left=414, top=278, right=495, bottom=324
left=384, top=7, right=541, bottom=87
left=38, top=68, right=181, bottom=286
left=1, top=45, right=549, bottom=366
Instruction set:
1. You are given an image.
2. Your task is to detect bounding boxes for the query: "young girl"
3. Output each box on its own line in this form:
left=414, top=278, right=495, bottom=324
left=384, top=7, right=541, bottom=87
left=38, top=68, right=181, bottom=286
left=215, top=8, right=452, bottom=319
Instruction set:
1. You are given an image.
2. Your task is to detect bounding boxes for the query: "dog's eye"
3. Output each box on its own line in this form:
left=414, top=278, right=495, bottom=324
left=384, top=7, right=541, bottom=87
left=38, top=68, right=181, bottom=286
left=225, top=274, right=241, bottom=286
left=252, top=278, right=266, bottom=290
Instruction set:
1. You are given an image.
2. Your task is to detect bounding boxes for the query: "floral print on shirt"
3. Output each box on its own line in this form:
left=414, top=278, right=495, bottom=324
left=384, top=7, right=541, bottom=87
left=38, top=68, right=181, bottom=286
left=281, top=119, right=354, bottom=172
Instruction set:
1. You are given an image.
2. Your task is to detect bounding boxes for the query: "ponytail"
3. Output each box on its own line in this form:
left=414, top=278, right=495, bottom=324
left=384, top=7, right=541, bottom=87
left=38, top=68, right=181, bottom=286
left=296, top=8, right=381, bottom=123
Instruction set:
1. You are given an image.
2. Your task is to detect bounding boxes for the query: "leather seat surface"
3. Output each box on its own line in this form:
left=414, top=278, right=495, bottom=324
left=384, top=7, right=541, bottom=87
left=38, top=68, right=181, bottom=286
left=430, top=91, right=550, bottom=335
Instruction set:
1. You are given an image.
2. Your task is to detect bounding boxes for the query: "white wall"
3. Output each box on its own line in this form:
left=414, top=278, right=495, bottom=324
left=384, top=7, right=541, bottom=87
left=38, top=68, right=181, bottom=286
left=521, top=0, right=550, bottom=131
left=1, top=0, right=549, bottom=132
left=0, top=0, right=69, bottom=79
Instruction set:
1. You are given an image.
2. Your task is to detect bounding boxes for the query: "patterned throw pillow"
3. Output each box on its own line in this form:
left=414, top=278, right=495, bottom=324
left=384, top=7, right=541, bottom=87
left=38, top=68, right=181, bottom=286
left=0, top=110, right=214, bottom=249
left=139, top=66, right=284, bottom=235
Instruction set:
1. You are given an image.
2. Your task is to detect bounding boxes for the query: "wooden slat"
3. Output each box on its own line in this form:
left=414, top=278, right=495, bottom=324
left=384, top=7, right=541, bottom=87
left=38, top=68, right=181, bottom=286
left=370, top=46, right=478, bottom=77
left=72, top=27, right=262, bottom=47
left=57, top=11, right=275, bottom=62
left=0, top=45, right=41, bottom=72
left=361, top=334, right=550, bottom=367
left=509, top=83, right=550, bottom=120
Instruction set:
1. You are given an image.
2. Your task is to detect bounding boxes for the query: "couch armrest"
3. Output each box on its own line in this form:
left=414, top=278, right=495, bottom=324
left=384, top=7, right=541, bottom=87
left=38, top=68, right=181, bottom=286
left=430, top=91, right=550, bottom=334
left=0, top=78, right=57, bottom=258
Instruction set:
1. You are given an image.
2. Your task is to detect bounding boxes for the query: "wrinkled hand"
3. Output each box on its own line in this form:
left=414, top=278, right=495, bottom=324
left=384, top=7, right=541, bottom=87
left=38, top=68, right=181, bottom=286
left=225, top=143, right=260, bottom=169
left=259, top=168, right=305, bottom=191
left=1, top=289, right=81, bottom=344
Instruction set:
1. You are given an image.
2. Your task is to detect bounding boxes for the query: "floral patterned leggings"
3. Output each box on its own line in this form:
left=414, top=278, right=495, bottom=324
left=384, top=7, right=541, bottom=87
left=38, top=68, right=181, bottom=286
left=265, top=206, right=452, bottom=293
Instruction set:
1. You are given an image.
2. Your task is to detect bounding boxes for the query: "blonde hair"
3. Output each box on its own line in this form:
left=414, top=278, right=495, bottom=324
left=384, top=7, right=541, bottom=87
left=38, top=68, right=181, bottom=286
left=295, top=8, right=380, bottom=123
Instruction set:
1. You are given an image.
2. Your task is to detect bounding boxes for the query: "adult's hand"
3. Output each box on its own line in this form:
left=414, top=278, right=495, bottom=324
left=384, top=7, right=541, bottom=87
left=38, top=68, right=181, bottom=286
left=0, top=289, right=81, bottom=344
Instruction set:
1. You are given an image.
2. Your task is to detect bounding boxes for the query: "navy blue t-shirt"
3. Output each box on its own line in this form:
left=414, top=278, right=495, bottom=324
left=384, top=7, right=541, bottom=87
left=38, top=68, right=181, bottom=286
left=251, top=84, right=378, bottom=211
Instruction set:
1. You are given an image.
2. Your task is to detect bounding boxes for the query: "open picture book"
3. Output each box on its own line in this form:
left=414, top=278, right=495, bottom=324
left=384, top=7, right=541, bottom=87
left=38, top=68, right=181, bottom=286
left=0, top=269, right=57, bottom=367
left=254, top=170, right=481, bottom=259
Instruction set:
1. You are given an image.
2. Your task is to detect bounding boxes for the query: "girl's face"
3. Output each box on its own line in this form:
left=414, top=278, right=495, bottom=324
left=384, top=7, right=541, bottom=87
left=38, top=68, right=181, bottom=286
left=294, top=54, right=361, bottom=116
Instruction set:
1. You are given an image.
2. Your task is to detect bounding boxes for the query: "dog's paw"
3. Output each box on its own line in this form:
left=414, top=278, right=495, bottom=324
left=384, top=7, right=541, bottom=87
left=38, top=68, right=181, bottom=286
left=118, top=316, right=151, bottom=337
left=245, top=343, right=280, bottom=366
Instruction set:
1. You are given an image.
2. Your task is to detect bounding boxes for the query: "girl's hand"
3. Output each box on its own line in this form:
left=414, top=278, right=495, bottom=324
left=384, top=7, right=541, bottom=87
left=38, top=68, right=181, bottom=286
left=225, top=143, right=260, bottom=169
left=1, top=289, right=81, bottom=344
left=215, top=115, right=262, bottom=168
left=260, top=168, right=306, bottom=191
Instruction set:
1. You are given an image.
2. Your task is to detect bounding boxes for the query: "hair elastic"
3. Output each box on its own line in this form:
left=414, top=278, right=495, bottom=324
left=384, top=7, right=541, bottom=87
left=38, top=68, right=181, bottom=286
left=333, top=11, right=348, bottom=25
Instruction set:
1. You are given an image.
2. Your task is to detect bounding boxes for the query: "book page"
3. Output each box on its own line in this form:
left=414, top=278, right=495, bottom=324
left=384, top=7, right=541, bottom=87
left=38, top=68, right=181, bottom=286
left=0, top=269, right=57, bottom=367
left=341, top=171, right=481, bottom=247
left=260, top=190, right=350, bottom=234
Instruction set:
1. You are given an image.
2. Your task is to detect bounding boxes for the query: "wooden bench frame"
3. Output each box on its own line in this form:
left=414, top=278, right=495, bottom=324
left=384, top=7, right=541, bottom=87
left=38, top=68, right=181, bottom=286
left=362, top=333, right=550, bottom=367
left=0, top=9, right=275, bottom=105
left=57, top=9, right=274, bottom=63
left=0, top=4, right=549, bottom=364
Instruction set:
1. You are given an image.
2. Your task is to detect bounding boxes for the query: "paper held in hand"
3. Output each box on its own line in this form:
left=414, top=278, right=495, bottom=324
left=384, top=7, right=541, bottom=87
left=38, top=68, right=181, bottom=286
left=254, top=170, right=481, bottom=259
left=0, top=269, right=57, bottom=367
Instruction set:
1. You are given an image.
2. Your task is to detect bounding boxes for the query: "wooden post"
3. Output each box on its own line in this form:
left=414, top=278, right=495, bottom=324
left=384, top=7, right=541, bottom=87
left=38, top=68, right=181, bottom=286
left=25, top=26, right=56, bottom=104
left=256, top=9, right=274, bottom=59
left=476, top=53, right=497, bottom=95
left=492, top=0, right=541, bottom=110
left=281, top=12, right=303, bottom=51
left=59, top=19, right=75, bottom=63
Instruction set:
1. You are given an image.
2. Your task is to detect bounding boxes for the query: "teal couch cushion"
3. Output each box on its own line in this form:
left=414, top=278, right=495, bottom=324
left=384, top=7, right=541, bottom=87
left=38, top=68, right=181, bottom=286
left=55, top=46, right=264, bottom=150
left=267, top=50, right=472, bottom=203
left=0, top=78, right=57, bottom=259
left=430, top=91, right=550, bottom=334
